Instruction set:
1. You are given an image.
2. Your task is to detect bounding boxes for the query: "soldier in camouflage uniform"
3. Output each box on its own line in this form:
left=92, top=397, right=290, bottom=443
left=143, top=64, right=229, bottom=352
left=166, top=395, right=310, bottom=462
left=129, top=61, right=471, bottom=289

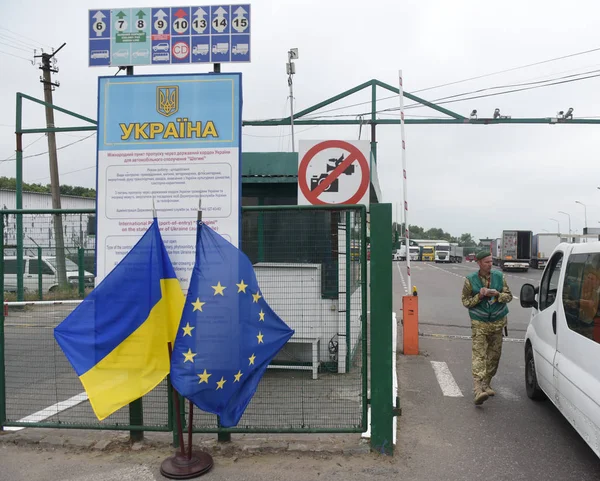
left=461, top=250, right=513, bottom=405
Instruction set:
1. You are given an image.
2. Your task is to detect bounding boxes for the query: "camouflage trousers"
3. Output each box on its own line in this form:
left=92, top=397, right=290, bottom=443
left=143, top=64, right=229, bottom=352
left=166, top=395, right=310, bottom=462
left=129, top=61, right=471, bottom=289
left=471, top=317, right=506, bottom=385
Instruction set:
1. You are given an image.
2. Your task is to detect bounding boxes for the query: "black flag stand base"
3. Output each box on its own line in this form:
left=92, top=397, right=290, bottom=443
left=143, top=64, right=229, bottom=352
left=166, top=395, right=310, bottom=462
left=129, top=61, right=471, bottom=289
left=160, top=450, right=214, bottom=480
left=161, top=343, right=214, bottom=479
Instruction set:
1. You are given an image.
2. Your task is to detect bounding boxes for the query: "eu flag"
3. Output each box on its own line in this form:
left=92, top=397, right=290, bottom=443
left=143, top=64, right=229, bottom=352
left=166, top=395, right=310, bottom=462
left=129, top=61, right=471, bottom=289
left=170, top=222, right=294, bottom=427
left=54, top=219, right=184, bottom=421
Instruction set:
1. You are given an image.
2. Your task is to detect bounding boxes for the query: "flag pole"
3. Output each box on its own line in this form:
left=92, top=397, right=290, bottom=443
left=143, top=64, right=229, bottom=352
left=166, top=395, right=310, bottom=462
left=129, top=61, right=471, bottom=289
left=160, top=199, right=214, bottom=480
left=168, top=342, right=186, bottom=457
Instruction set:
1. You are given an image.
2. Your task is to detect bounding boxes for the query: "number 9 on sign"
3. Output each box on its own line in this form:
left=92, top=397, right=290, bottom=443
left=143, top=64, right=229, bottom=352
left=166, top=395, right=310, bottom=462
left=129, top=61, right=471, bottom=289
left=154, top=19, right=166, bottom=32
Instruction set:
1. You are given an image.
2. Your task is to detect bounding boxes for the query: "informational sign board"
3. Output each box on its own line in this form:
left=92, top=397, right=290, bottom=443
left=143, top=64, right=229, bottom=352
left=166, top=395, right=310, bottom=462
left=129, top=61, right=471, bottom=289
left=297, top=140, right=370, bottom=207
left=89, top=5, right=251, bottom=67
left=96, top=73, right=242, bottom=291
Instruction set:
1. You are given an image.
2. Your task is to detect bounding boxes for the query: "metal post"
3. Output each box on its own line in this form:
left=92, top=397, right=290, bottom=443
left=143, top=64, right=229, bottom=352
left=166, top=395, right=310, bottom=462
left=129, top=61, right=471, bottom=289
left=345, top=211, right=351, bottom=372
left=213, top=63, right=221, bottom=73
left=287, top=48, right=298, bottom=152
left=0, top=213, right=6, bottom=429
left=398, top=70, right=411, bottom=292
left=37, top=247, right=43, bottom=301
left=78, top=247, right=85, bottom=297
left=369, top=203, right=393, bottom=455
left=119, top=65, right=144, bottom=443
left=15, top=95, right=24, bottom=302
left=576, top=201, right=588, bottom=232
left=371, top=83, right=377, bottom=165
left=257, top=197, right=264, bottom=262
left=360, top=206, right=368, bottom=431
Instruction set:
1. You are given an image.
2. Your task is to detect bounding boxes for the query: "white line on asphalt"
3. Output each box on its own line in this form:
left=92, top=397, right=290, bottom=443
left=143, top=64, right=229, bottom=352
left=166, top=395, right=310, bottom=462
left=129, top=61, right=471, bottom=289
left=3, top=392, right=88, bottom=431
left=396, top=263, right=409, bottom=294
left=422, top=332, right=525, bottom=343
left=430, top=361, right=463, bottom=397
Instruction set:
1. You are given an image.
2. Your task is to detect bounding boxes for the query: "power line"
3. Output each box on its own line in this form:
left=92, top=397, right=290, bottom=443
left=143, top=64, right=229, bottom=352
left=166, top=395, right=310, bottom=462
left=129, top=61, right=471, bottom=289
left=0, top=25, right=50, bottom=50
left=0, top=40, right=31, bottom=53
left=0, top=135, right=45, bottom=163
left=0, top=133, right=96, bottom=164
left=293, top=46, right=600, bottom=120
left=412, top=46, right=600, bottom=94
left=0, top=49, right=32, bottom=63
left=0, top=33, right=37, bottom=50
left=31, top=165, right=95, bottom=183
left=301, top=70, right=600, bottom=120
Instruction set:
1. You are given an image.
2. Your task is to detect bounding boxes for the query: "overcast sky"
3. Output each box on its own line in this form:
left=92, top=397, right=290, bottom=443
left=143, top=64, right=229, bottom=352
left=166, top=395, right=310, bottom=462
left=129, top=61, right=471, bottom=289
left=1, top=0, right=600, bottom=240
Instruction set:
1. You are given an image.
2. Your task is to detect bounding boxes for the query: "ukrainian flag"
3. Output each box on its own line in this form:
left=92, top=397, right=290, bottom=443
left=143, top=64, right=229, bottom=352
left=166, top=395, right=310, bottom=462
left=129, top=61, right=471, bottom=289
left=54, top=219, right=184, bottom=421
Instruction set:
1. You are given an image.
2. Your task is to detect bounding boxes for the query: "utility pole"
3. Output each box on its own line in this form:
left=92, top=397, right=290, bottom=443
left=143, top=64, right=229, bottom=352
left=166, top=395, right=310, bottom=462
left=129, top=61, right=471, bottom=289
left=36, top=43, right=67, bottom=289
left=286, top=48, right=298, bottom=152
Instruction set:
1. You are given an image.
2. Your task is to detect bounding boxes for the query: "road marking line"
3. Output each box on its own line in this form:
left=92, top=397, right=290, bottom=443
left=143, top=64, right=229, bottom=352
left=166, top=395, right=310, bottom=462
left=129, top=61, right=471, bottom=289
left=430, top=361, right=463, bottom=397
left=422, top=332, right=525, bottom=343
left=396, top=263, right=408, bottom=294
left=3, top=392, right=88, bottom=431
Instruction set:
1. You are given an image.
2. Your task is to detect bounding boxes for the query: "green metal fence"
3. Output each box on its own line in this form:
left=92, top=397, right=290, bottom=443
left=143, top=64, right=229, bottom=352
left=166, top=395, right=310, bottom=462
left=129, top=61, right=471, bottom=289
left=0, top=206, right=367, bottom=435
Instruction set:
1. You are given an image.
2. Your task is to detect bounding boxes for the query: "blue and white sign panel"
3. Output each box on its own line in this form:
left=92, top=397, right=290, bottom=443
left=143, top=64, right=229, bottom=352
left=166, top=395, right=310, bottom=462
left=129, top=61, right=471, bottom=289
left=89, top=5, right=251, bottom=67
left=96, top=73, right=242, bottom=290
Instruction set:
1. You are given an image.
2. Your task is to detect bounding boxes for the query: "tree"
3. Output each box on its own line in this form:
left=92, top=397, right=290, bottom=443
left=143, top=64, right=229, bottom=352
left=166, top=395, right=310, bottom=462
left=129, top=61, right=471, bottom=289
left=0, top=177, right=96, bottom=198
left=459, top=233, right=477, bottom=247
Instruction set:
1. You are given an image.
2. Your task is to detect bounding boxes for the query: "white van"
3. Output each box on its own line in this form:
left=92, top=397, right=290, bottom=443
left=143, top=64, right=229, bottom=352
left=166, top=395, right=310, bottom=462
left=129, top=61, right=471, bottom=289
left=520, top=242, right=600, bottom=457
left=3, top=256, right=94, bottom=293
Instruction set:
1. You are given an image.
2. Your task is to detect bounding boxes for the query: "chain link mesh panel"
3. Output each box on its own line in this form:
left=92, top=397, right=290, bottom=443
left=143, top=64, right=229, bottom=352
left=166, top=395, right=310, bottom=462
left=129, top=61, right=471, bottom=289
left=1, top=207, right=366, bottom=433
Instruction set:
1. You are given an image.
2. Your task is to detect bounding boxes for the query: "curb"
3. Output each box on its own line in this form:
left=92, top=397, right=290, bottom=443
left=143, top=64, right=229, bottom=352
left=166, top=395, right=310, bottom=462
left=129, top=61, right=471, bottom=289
left=0, top=429, right=372, bottom=457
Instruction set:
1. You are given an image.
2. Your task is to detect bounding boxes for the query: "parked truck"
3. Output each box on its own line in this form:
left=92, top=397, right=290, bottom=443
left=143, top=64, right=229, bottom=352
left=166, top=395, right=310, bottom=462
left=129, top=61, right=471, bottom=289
left=421, top=245, right=435, bottom=262
left=434, top=242, right=463, bottom=263
left=493, top=230, right=532, bottom=271
left=531, top=233, right=561, bottom=270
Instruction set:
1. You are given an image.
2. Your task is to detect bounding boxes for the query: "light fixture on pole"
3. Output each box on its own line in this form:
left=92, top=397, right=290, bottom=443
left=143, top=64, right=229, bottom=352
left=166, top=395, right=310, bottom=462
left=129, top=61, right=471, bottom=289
left=286, top=48, right=298, bottom=152
left=575, top=200, right=588, bottom=232
left=558, top=211, right=572, bottom=237
left=549, top=217, right=560, bottom=234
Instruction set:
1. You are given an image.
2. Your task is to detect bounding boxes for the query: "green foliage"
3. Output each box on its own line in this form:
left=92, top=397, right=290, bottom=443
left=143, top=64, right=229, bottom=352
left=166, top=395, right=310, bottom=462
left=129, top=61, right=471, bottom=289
left=0, top=177, right=96, bottom=198
left=392, top=221, right=478, bottom=247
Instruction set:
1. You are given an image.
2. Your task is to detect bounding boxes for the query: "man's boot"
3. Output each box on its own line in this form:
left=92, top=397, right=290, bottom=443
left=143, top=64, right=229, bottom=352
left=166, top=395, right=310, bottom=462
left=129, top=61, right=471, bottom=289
left=473, top=380, right=489, bottom=405
left=482, top=379, right=496, bottom=397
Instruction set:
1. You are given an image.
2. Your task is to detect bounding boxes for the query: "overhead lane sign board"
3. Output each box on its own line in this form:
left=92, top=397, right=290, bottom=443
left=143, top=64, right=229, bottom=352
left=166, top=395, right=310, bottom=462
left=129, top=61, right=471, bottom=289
left=297, top=140, right=370, bottom=207
left=88, top=5, right=251, bottom=67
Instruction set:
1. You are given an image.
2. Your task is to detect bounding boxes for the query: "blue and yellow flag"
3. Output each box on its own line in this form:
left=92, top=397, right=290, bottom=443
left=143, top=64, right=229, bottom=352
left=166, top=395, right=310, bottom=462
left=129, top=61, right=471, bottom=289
left=170, top=222, right=294, bottom=427
left=54, top=219, right=184, bottom=421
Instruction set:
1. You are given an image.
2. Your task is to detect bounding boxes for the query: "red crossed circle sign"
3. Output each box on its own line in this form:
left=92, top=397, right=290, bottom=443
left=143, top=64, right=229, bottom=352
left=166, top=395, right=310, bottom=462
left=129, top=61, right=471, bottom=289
left=298, top=140, right=370, bottom=205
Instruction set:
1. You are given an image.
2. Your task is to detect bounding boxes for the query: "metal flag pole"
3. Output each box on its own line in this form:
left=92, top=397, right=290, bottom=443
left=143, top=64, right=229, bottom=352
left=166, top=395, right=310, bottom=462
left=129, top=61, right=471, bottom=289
left=160, top=196, right=214, bottom=479
left=398, top=70, right=411, bottom=293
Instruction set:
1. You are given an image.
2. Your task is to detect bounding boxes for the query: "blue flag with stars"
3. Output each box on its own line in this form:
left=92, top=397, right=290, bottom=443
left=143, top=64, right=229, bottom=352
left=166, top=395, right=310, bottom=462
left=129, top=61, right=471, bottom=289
left=170, top=221, right=295, bottom=427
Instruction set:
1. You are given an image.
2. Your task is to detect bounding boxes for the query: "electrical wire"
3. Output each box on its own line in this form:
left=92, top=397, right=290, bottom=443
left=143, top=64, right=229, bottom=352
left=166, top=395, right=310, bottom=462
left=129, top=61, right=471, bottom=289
left=412, top=45, right=600, bottom=94
left=285, top=47, right=600, bottom=120
left=30, top=165, right=95, bottom=183
left=0, top=49, right=32, bottom=63
left=243, top=126, right=320, bottom=138
left=0, top=135, right=46, bottom=163
left=1, top=133, right=96, bottom=164
left=0, top=40, right=31, bottom=53
left=299, top=70, right=600, bottom=119
left=0, top=25, right=50, bottom=50
left=0, top=33, right=38, bottom=50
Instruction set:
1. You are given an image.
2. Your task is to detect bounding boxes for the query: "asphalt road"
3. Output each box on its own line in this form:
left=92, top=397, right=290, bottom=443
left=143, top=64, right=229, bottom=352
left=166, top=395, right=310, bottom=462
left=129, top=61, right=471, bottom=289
left=394, top=259, right=600, bottom=480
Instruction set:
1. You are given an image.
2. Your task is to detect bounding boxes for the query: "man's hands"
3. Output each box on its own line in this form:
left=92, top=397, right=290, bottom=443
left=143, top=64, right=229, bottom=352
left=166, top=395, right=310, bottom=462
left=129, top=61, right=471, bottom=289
left=480, top=288, right=500, bottom=298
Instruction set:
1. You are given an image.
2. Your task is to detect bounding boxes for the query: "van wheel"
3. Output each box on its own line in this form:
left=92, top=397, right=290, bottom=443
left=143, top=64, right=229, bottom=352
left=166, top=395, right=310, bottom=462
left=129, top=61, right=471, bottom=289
left=525, top=345, right=546, bottom=401
left=49, top=285, right=57, bottom=293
